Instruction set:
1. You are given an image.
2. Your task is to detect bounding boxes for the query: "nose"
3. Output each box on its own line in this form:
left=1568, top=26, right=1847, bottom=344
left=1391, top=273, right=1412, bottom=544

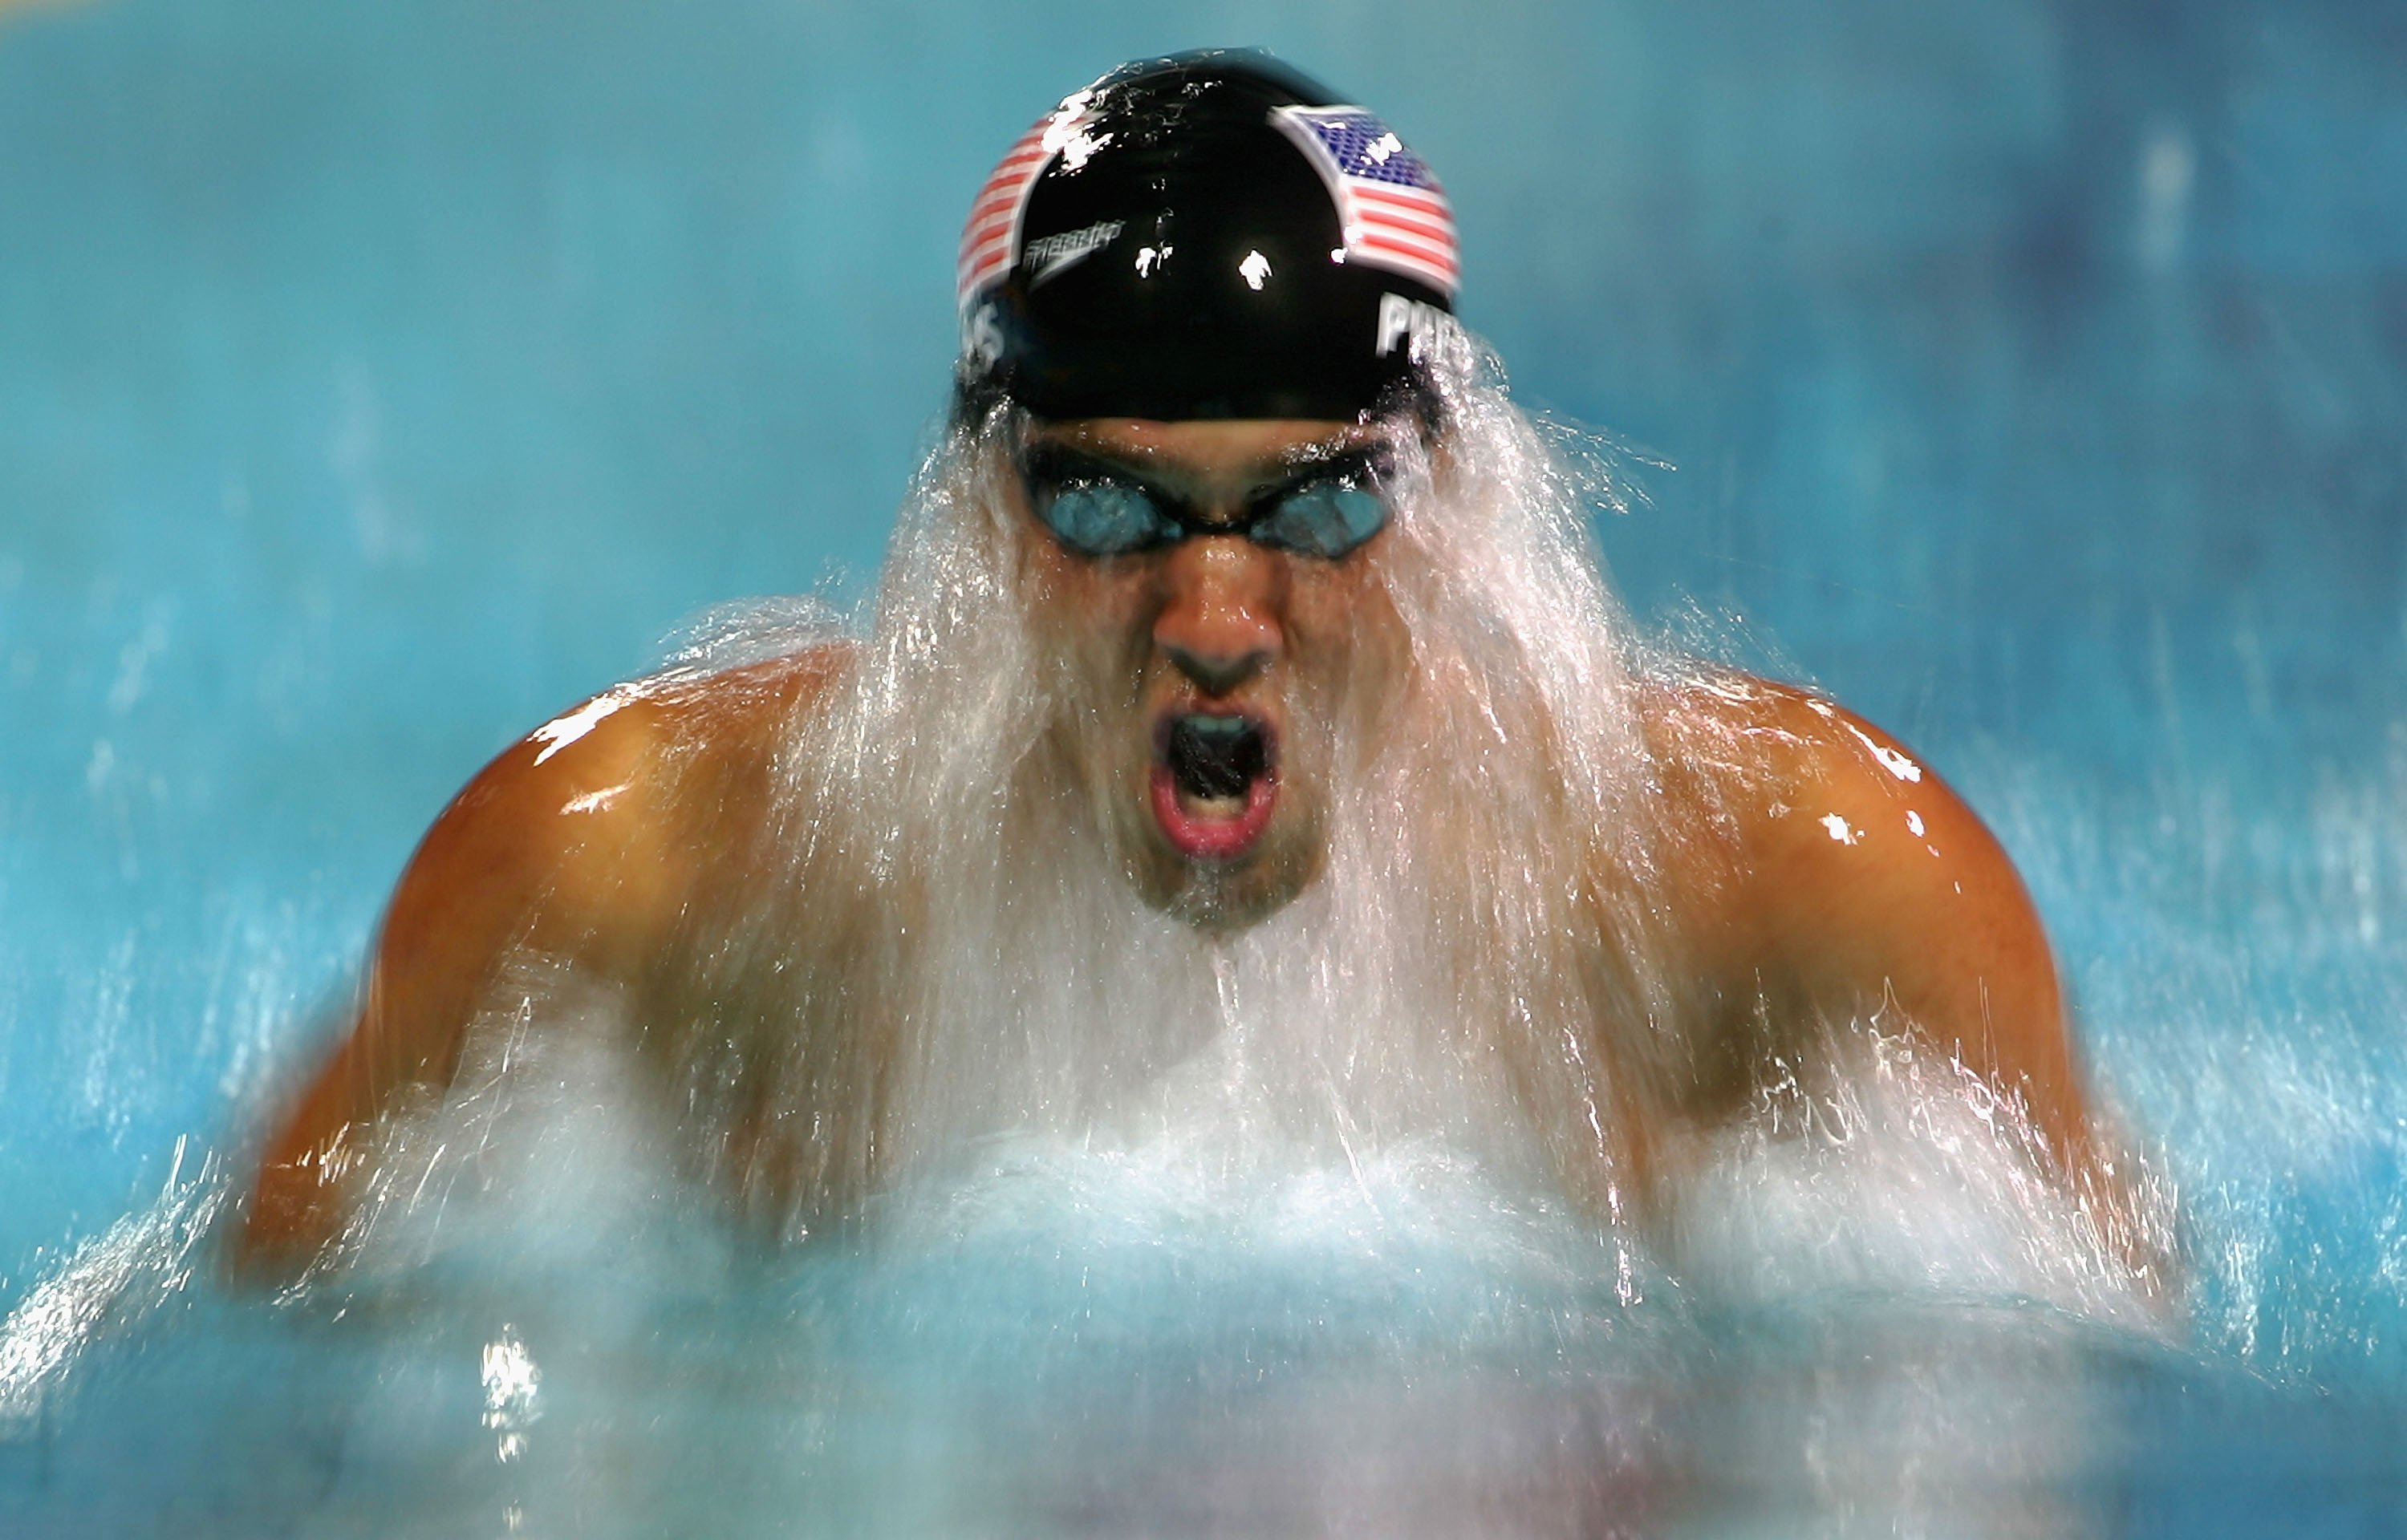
left=1154, top=536, right=1282, bottom=697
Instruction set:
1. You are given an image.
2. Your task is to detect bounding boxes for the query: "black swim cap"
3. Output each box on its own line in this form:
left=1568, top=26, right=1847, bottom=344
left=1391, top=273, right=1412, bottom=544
left=956, top=51, right=1462, bottom=423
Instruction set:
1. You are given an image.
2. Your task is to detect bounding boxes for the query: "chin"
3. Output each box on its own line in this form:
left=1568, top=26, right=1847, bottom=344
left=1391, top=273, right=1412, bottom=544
left=1167, top=821, right=1326, bottom=934
left=1109, top=772, right=1327, bottom=934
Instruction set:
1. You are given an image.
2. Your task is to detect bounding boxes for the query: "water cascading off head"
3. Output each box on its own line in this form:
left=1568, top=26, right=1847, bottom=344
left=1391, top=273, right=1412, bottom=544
left=643, top=50, right=1683, bottom=1237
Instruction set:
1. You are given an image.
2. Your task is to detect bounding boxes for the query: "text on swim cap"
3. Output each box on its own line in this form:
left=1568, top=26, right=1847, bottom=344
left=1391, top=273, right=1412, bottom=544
left=1374, top=293, right=1461, bottom=363
left=1023, top=220, right=1125, bottom=287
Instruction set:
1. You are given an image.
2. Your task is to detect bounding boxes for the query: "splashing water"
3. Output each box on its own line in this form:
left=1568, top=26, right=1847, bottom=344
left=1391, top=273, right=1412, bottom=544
left=0, top=337, right=2259, bottom=1538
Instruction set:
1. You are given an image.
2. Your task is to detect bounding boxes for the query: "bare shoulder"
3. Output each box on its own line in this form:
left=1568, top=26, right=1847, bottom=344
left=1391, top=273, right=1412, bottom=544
left=1634, top=669, right=2012, bottom=886
left=1629, top=668, right=2059, bottom=1058
left=393, top=642, right=859, bottom=967
left=238, top=642, right=862, bottom=1273
left=1634, top=669, right=1919, bottom=800
left=450, top=643, right=854, bottom=829
left=1624, top=672, right=2148, bottom=1272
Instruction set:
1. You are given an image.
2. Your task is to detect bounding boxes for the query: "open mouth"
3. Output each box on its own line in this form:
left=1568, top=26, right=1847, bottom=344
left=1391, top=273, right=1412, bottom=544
left=1150, top=711, right=1279, bottom=861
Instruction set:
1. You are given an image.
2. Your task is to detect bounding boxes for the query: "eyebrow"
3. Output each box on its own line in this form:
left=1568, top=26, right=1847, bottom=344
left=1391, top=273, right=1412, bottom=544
left=1017, top=440, right=1386, bottom=509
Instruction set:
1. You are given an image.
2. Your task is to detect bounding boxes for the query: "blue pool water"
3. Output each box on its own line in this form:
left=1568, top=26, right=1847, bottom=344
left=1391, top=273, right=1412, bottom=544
left=4, top=0, right=2407, bottom=1532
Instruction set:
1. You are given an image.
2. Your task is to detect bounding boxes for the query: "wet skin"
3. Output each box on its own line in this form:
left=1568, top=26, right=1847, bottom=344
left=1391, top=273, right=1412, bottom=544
left=1014, top=416, right=1413, bottom=930
left=239, top=417, right=2132, bottom=1279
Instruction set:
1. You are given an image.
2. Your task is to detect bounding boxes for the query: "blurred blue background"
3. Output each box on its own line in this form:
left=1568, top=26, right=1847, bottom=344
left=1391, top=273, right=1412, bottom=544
left=2, top=0, right=2406, bottom=1527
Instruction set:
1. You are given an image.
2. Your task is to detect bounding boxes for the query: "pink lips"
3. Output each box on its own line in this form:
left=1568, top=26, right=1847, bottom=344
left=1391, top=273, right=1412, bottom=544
left=1149, top=760, right=1279, bottom=861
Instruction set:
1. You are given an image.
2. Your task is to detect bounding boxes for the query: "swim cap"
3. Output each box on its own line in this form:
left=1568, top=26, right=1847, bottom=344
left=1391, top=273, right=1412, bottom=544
left=956, top=51, right=1461, bottom=422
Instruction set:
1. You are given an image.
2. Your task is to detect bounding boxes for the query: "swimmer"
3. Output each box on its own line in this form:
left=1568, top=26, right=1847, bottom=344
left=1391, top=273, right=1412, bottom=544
left=239, top=52, right=2150, bottom=1283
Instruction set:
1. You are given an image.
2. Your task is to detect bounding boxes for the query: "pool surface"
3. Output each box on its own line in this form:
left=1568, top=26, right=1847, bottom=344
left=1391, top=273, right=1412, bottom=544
left=3, top=0, right=2406, bottom=1533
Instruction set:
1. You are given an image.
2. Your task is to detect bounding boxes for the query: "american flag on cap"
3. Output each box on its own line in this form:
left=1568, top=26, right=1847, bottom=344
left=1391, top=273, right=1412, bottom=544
left=956, top=95, right=1099, bottom=310
left=1270, top=104, right=1459, bottom=298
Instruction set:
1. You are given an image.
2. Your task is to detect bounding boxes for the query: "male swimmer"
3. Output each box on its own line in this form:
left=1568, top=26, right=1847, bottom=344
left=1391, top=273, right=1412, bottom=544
left=241, top=53, right=2149, bottom=1282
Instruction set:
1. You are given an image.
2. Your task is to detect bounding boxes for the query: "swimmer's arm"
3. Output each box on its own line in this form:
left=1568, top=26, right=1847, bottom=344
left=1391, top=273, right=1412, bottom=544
left=236, top=686, right=691, bottom=1271
left=1652, top=678, right=2167, bottom=1296
left=1704, top=679, right=2099, bottom=1174
left=235, top=647, right=857, bottom=1275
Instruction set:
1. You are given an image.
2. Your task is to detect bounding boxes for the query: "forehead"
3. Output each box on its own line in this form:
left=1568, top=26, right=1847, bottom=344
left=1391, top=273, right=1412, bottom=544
left=1022, top=417, right=1385, bottom=478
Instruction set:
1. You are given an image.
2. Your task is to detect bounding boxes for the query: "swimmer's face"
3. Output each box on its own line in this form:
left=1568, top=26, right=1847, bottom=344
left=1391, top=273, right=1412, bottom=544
left=1009, top=415, right=1414, bottom=930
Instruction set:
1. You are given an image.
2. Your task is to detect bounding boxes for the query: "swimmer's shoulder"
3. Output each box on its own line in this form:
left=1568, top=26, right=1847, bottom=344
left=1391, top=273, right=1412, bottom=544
left=608, top=640, right=858, bottom=746
left=1635, top=668, right=1938, bottom=817
left=441, top=641, right=857, bottom=828
left=1634, top=667, right=2009, bottom=873
left=239, top=642, right=863, bottom=1274
left=396, top=642, right=861, bottom=953
left=1631, top=667, right=2048, bottom=1004
left=1626, top=672, right=2126, bottom=1253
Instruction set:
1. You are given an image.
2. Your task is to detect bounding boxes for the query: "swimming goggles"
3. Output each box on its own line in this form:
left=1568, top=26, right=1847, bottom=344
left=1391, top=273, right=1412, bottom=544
left=1015, top=441, right=1391, bottom=560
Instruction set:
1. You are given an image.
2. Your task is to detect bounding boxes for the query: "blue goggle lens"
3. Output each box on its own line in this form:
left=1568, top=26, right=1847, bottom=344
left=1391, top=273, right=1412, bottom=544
left=1031, top=470, right=1390, bottom=561
left=1041, top=482, right=1184, bottom=556
left=1246, top=480, right=1389, bottom=558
